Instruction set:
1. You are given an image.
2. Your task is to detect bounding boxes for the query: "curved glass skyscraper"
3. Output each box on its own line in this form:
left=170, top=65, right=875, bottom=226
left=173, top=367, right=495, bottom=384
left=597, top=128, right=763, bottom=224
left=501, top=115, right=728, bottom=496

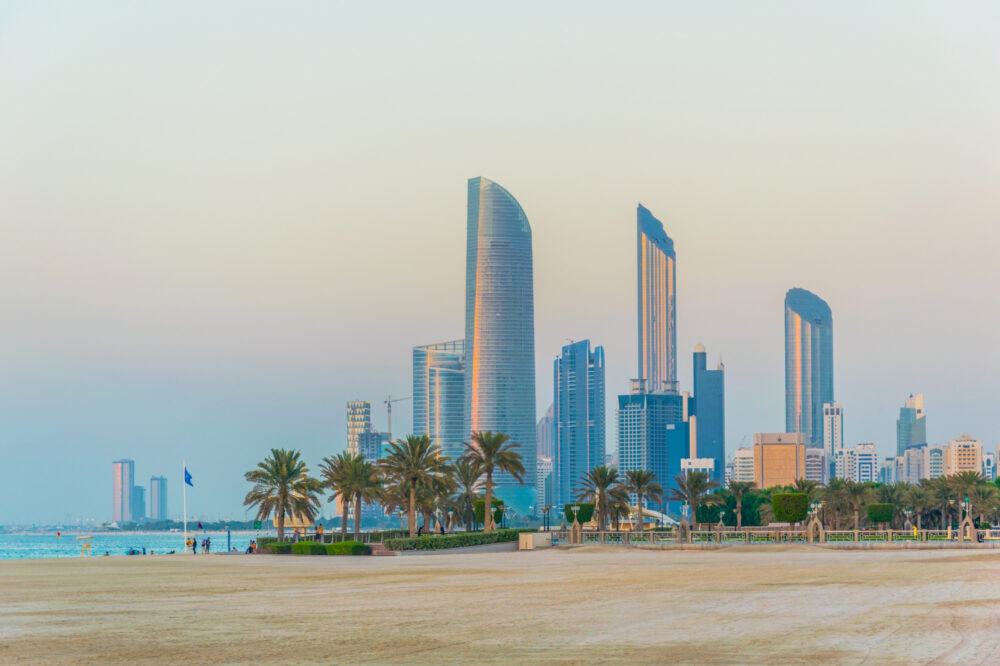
left=785, top=288, right=834, bottom=447
left=637, top=205, right=676, bottom=393
left=464, top=177, right=536, bottom=510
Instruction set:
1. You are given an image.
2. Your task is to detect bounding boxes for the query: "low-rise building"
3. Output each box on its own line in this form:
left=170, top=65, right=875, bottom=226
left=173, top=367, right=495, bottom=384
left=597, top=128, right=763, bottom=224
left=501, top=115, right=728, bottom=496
left=753, top=433, right=805, bottom=489
left=945, top=434, right=982, bottom=475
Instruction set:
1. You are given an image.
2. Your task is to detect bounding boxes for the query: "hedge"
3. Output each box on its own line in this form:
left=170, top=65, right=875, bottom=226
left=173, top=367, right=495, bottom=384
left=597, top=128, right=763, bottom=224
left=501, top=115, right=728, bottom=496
left=564, top=503, right=595, bottom=524
left=326, top=541, right=371, bottom=556
left=290, top=541, right=327, bottom=555
left=771, top=493, right=810, bottom=523
left=866, top=503, right=895, bottom=524
left=384, top=528, right=534, bottom=551
left=267, top=542, right=292, bottom=554
left=256, top=537, right=277, bottom=550
left=474, top=499, right=504, bottom=527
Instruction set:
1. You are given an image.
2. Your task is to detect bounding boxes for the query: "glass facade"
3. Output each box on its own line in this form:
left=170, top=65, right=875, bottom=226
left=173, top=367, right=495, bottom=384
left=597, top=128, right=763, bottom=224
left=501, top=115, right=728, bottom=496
left=553, top=340, right=606, bottom=507
left=896, top=393, right=926, bottom=456
left=412, top=340, right=465, bottom=462
left=692, top=345, right=725, bottom=482
left=616, top=391, right=688, bottom=512
left=636, top=204, right=676, bottom=393
left=784, top=288, right=834, bottom=447
left=150, top=476, right=168, bottom=521
left=464, top=177, right=536, bottom=511
left=112, top=458, right=134, bottom=523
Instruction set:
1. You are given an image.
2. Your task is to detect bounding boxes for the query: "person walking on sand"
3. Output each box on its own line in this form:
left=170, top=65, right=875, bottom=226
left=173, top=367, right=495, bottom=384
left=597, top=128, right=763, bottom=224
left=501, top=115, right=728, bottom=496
left=206, top=537, right=211, bottom=553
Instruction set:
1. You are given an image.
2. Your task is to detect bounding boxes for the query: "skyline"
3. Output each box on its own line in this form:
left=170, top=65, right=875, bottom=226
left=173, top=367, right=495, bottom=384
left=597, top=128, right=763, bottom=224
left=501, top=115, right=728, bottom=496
left=2, top=2, right=999, bottom=523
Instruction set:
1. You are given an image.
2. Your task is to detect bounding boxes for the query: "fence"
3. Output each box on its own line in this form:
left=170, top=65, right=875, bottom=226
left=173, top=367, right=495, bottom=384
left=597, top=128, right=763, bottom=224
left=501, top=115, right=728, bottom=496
left=547, top=527, right=1000, bottom=547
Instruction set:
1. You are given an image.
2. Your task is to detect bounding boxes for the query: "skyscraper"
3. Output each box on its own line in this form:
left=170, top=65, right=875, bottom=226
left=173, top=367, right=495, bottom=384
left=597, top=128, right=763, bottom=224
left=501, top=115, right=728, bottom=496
left=784, top=288, right=834, bottom=446
left=692, top=344, right=725, bottom=482
left=112, top=459, right=134, bottom=523
left=536, top=404, right=555, bottom=459
left=150, top=476, right=168, bottom=521
left=413, top=340, right=466, bottom=461
left=553, top=340, right=606, bottom=507
left=131, top=485, right=145, bottom=522
left=464, top=177, right=536, bottom=511
left=896, top=393, right=927, bottom=456
left=636, top=205, right=676, bottom=393
left=822, top=402, right=844, bottom=460
left=346, top=400, right=372, bottom=456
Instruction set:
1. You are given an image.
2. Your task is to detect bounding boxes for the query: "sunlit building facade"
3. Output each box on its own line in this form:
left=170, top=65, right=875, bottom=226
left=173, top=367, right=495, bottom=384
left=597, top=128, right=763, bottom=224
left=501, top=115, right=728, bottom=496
left=945, top=435, right=982, bottom=475
left=112, top=458, right=134, bottom=523
left=553, top=340, right=605, bottom=507
left=346, top=400, right=372, bottom=456
left=464, top=177, right=536, bottom=510
left=413, top=340, right=466, bottom=461
left=896, top=393, right=927, bottom=456
left=150, top=476, right=167, bottom=521
left=753, top=433, right=805, bottom=489
left=784, top=288, right=834, bottom=447
left=636, top=204, right=676, bottom=394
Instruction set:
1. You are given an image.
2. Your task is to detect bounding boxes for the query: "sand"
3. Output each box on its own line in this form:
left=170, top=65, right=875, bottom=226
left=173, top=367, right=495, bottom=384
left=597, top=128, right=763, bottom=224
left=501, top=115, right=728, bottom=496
left=3, top=546, right=1000, bottom=664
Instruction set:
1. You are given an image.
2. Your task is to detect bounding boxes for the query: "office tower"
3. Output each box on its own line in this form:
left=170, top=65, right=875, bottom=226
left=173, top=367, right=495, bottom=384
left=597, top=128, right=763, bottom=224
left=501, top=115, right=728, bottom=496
left=896, top=393, right=927, bottom=456
left=553, top=340, right=606, bottom=507
left=536, top=404, right=555, bottom=459
left=692, top=345, right=725, bottom=482
left=464, top=177, right=536, bottom=510
left=731, top=447, right=756, bottom=483
left=536, top=456, right=554, bottom=510
left=131, top=486, right=145, bottom=522
left=879, top=458, right=897, bottom=484
left=346, top=400, right=372, bottom=456
left=112, top=459, right=134, bottom=523
left=804, top=448, right=828, bottom=485
left=357, top=431, right=383, bottom=461
left=617, top=380, right=689, bottom=511
left=150, top=476, right=168, bottom=521
left=413, top=340, right=466, bottom=460
left=636, top=204, right=676, bottom=393
left=924, top=446, right=946, bottom=480
left=945, top=435, right=982, bottom=475
left=854, top=444, right=878, bottom=483
left=822, top=402, right=843, bottom=459
left=784, top=288, right=833, bottom=446
left=753, top=433, right=805, bottom=489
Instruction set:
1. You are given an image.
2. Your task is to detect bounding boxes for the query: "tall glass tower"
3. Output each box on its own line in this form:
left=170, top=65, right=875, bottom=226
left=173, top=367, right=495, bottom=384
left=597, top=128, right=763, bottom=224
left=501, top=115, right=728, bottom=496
left=692, top=344, right=725, bottom=483
left=413, top=340, right=465, bottom=461
left=784, top=288, right=834, bottom=447
left=553, top=340, right=605, bottom=507
left=636, top=205, right=676, bottom=393
left=464, top=177, right=536, bottom=510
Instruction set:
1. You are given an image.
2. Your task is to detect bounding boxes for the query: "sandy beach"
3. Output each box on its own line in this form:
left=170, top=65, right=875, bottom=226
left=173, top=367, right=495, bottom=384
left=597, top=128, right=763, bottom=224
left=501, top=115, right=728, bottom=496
left=3, top=546, right=1000, bottom=664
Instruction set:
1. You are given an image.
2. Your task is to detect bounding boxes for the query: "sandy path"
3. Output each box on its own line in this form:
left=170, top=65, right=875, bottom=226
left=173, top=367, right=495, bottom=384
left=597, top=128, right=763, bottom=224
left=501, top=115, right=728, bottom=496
left=3, top=546, right=1000, bottom=664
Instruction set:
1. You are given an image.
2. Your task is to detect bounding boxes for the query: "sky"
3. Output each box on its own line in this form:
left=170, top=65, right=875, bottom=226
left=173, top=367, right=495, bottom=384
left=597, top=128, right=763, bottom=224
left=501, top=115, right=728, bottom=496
left=1, top=2, right=998, bottom=524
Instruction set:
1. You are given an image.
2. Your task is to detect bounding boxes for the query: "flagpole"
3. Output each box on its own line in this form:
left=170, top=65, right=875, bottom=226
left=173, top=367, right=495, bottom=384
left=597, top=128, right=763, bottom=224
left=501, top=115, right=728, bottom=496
left=183, top=459, right=187, bottom=553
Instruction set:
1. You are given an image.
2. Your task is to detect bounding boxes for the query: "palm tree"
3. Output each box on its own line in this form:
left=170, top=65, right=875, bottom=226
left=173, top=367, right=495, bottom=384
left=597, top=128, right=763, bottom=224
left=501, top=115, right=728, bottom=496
left=793, top=478, right=821, bottom=501
left=349, top=457, right=383, bottom=540
left=949, top=471, right=985, bottom=521
left=727, top=480, right=756, bottom=528
left=843, top=481, right=870, bottom=530
left=968, top=484, right=998, bottom=525
left=320, top=452, right=356, bottom=535
left=450, top=459, right=482, bottom=532
left=462, top=431, right=525, bottom=532
left=906, top=486, right=930, bottom=529
left=244, top=448, right=322, bottom=542
left=822, top=478, right=849, bottom=529
left=607, top=485, right=632, bottom=530
left=577, top=465, right=620, bottom=530
left=378, top=435, right=451, bottom=537
left=669, top=471, right=722, bottom=525
left=622, top=469, right=663, bottom=533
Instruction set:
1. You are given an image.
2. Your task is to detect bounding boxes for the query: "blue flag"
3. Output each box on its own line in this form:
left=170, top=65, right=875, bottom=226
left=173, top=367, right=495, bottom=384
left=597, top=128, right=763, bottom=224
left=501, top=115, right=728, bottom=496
left=184, top=467, right=194, bottom=487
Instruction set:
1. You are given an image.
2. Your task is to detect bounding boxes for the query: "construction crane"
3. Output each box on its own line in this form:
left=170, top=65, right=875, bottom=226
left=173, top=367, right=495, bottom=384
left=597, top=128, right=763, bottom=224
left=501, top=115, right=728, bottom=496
left=384, top=395, right=411, bottom=445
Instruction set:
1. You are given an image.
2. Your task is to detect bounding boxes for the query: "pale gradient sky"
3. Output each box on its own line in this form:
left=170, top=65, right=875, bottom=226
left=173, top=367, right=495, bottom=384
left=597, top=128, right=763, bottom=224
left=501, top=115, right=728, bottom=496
left=2, top=2, right=998, bottom=524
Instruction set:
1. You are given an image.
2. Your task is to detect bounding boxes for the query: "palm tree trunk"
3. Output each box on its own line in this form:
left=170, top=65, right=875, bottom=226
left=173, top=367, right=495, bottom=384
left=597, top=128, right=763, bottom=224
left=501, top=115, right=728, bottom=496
left=341, top=500, right=349, bottom=536
left=353, top=491, right=362, bottom=541
left=484, top=471, right=494, bottom=532
left=736, top=498, right=743, bottom=528
left=277, top=510, right=285, bottom=542
left=854, top=508, right=860, bottom=531
left=408, top=484, right=417, bottom=538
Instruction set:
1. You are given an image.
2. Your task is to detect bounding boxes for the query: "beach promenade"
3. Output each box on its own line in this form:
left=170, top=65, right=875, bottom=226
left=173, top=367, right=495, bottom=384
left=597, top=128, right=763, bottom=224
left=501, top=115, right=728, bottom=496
left=3, top=546, right=1000, bottom=664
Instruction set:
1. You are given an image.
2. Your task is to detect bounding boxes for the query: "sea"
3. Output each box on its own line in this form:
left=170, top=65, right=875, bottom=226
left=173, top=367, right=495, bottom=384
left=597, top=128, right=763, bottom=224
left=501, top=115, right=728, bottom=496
left=0, top=531, right=274, bottom=559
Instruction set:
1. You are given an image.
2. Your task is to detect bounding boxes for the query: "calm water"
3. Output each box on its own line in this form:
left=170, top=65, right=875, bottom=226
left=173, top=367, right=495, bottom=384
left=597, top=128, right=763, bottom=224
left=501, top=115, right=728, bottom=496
left=0, top=531, right=274, bottom=560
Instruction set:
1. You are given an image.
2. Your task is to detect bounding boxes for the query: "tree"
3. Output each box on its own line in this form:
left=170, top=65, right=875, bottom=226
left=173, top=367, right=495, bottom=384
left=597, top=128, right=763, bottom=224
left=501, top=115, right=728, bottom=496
left=379, top=435, right=450, bottom=537
left=906, top=486, right=931, bottom=529
left=450, top=459, right=482, bottom=532
left=772, top=493, right=810, bottom=524
left=349, top=457, right=383, bottom=540
left=822, top=478, right=849, bottom=529
left=577, top=465, right=620, bottom=530
left=843, top=481, right=870, bottom=530
left=669, top=471, right=722, bottom=525
left=319, top=452, right=356, bottom=535
left=949, top=471, right=985, bottom=521
left=968, top=484, right=998, bottom=525
left=727, top=480, right=756, bottom=528
left=622, top=469, right=664, bottom=533
left=792, top=478, right=821, bottom=500
left=244, top=448, right=322, bottom=542
left=462, top=431, right=525, bottom=533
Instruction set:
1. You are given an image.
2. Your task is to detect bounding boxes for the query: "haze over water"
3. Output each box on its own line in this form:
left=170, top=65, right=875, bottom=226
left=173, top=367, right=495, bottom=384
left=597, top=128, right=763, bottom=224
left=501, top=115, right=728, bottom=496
left=1, top=2, right=998, bottom=524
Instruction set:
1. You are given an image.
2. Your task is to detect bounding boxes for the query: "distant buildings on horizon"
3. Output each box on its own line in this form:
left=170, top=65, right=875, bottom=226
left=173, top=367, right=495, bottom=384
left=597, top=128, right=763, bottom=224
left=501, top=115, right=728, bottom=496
left=111, top=459, right=167, bottom=523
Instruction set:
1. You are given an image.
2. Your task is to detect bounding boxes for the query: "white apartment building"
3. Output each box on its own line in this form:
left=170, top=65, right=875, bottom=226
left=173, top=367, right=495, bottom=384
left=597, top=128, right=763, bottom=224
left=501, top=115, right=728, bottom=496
left=822, top=402, right=843, bottom=460
left=834, top=443, right=878, bottom=483
left=805, top=448, right=829, bottom=485
left=730, top=446, right=755, bottom=483
left=982, top=451, right=996, bottom=482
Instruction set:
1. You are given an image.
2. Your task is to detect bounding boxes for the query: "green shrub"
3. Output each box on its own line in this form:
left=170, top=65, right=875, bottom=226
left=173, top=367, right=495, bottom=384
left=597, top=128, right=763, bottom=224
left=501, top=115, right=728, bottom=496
left=563, top=503, right=595, bottom=524
left=326, top=541, right=371, bottom=556
left=771, top=493, right=810, bottom=523
left=474, top=499, right=504, bottom=527
left=290, top=541, right=327, bottom=555
left=866, top=503, right=895, bottom=524
left=256, top=537, right=277, bottom=550
left=384, top=528, right=534, bottom=551
left=267, top=542, right=292, bottom=554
